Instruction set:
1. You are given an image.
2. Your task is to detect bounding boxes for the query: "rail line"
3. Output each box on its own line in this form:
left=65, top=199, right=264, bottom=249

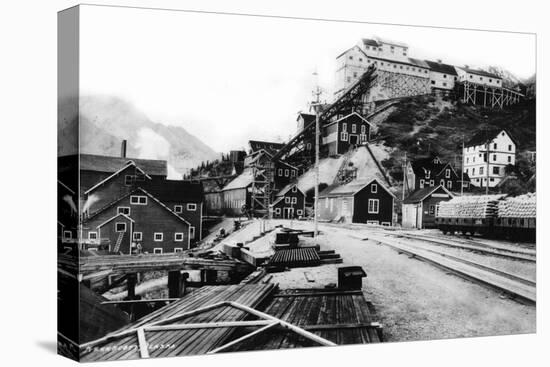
left=366, top=233, right=536, bottom=304
left=387, top=233, right=536, bottom=263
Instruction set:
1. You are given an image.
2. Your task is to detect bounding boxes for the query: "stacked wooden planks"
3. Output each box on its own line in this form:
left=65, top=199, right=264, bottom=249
left=80, top=283, right=276, bottom=361
left=225, top=288, right=381, bottom=352
left=78, top=253, right=251, bottom=275
left=267, top=247, right=321, bottom=269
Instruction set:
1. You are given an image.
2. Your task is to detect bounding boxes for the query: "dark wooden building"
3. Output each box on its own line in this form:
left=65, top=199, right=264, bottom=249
left=82, top=188, right=191, bottom=254
left=58, top=180, right=78, bottom=243
left=271, top=183, right=306, bottom=219
left=405, top=155, right=468, bottom=193
left=402, top=185, right=454, bottom=228
left=318, top=178, right=395, bottom=225
left=322, top=112, right=372, bottom=156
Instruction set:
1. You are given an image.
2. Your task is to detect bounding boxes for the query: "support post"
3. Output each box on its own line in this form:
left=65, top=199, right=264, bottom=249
left=168, top=270, right=183, bottom=298
left=127, top=273, right=137, bottom=299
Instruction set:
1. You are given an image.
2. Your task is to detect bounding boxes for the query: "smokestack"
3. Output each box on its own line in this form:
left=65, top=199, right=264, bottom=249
left=121, top=140, right=127, bottom=158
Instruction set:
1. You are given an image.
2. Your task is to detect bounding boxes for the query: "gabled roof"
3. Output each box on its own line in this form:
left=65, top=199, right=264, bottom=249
left=466, top=129, right=517, bottom=147
left=410, top=155, right=447, bottom=176
left=85, top=188, right=191, bottom=226
left=424, top=60, right=458, bottom=75
left=361, top=38, right=381, bottom=47
left=84, top=161, right=152, bottom=195
left=326, top=111, right=374, bottom=128
left=140, top=179, right=203, bottom=203
left=276, top=182, right=304, bottom=197
left=248, top=140, right=285, bottom=155
left=403, top=185, right=453, bottom=204
left=458, top=67, right=501, bottom=79
left=79, top=154, right=167, bottom=176
left=222, top=169, right=254, bottom=191
left=319, top=178, right=396, bottom=199
left=97, top=213, right=135, bottom=229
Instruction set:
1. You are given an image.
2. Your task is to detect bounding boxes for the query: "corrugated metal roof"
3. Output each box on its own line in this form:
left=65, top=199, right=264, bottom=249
left=424, top=60, right=458, bottom=75
left=403, top=185, right=453, bottom=204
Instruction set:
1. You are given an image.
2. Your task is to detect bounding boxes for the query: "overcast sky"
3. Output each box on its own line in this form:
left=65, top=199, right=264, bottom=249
left=80, top=5, right=536, bottom=153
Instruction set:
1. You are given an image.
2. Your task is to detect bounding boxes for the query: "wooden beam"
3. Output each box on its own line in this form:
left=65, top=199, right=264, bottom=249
left=146, top=320, right=273, bottom=332
left=136, top=328, right=149, bottom=358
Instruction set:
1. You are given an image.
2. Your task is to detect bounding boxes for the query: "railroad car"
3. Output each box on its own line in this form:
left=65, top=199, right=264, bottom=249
left=435, top=193, right=535, bottom=241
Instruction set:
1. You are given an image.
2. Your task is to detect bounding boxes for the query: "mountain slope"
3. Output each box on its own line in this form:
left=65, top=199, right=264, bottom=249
left=59, top=95, right=220, bottom=177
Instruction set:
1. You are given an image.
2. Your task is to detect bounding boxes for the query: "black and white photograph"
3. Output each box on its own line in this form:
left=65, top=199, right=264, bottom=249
left=3, top=1, right=548, bottom=366
left=54, top=3, right=539, bottom=362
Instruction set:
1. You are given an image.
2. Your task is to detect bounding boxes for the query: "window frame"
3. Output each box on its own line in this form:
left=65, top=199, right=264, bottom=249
left=88, top=231, right=98, bottom=240
left=371, top=183, right=377, bottom=193
left=154, top=232, right=164, bottom=242
left=174, top=205, right=183, bottom=213
left=190, top=226, right=196, bottom=239
left=153, top=248, right=163, bottom=254
left=117, top=206, right=130, bottom=215
left=115, top=222, right=127, bottom=232
left=133, top=232, right=143, bottom=241
left=174, top=232, right=185, bottom=242
left=367, top=199, right=379, bottom=214
left=187, top=203, right=197, bottom=211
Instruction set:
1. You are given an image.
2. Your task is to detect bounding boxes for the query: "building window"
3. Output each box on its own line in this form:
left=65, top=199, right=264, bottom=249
left=447, top=181, right=452, bottom=189
left=278, top=168, right=283, bottom=176
left=340, top=132, right=349, bottom=141
left=174, top=205, right=183, bottom=213
left=349, top=56, right=353, bottom=60
left=351, top=124, right=356, bottom=133
left=291, top=197, right=297, bottom=204
left=479, top=167, right=484, bottom=175
left=466, top=157, right=469, bottom=163
left=430, top=180, right=434, bottom=187
left=342, top=123, right=347, bottom=132
left=284, top=169, right=289, bottom=177
left=425, top=170, right=430, bottom=179
left=174, top=248, right=183, bottom=253
left=186, top=203, right=197, bottom=211
left=361, top=125, right=366, bottom=134
left=115, top=222, right=126, bottom=232
left=190, top=226, right=195, bottom=239
left=429, top=205, right=435, bottom=215
left=472, top=168, right=476, bottom=175
left=297, top=209, right=303, bottom=216
left=88, top=232, right=97, bottom=240
left=353, top=72, right=358, bottom=78
left=493, top=166, right=500, bottom=175
left=508, top=156, right=512, bottom=163
left=153, top=248, right=163, bottom=254
left=275, top=208, right=281, bottom=215
left=431, top=80, right=435, bottom=85
left=175, top=232, right=184, bottom=242
left=285, top=197, right=290, bottom=204
left=368, top=199, right=379, bottom=214
left=420, top=179, right=425, bottom=188
left=489, top=79, right=492, bottom=82
left=508, top=145, right=512, bottom=151
left=130, top=195, right=147, bottom=205
left=124, top=175, right=133, bottom=186
left=292, top=186, right=297, bottom=193
left=371, top=184, right=377, bottom=193
left=493, top=143, right=497, bottom=149
left=443, top=74, right=447, bottom=78
left=133, top=232, right=142, bottom=241
left=445, top=169, right=450, bottom=178
left=117, top=207, right=130, bottom=215
left=440, top=179, right=445, bottom=186
left=291, top=170, right=296, bottom=177
left=359, top=58, right=363, bottom=62
left=154, top=232, right=163, bottom=242
left=442, top=83, right=447, bottom=87
left=493, top=154, right=497, bottom=161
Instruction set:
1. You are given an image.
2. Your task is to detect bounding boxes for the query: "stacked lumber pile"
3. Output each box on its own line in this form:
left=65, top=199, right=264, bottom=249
left=437, top=195, right=505, bottom=218
left=267, top=247, right=321, bottom=270
left=498, top=193, right=536, bottom=218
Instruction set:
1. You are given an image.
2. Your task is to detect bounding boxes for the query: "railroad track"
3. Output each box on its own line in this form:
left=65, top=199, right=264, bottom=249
left=367, top=233, right=536, bottom=304
left=387, top=233, right=536, bottom=262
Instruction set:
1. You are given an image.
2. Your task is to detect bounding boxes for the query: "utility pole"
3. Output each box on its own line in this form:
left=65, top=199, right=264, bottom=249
left=402, top=152, right=407, bottom=201
left=312, top=71, right=322, bottom=243
left=485, top=130, right=490, bottom=196
left=461, top=135, right=465, bottom=196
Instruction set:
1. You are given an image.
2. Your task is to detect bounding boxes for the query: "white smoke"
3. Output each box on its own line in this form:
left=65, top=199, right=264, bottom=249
left=62, top=194, right=77, bottom=213
left=82, top=193, right=100, bottom=214
left=135, top=127, right=181, bottom=179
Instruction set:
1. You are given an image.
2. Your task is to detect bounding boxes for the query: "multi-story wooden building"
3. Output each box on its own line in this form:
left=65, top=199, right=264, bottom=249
left=322, top=112, right=373, bottom=156
left=82, top=188, right=192, bottom=254
left=318, top=178, right=395, bottom=225
left=334, top=37, right=431, bottom=103
left=463, top=129, right=517, bottom=188
left=425, top=60, right=458, bottom=91
left=405, top=155, right=468, bottom=193
left=271, top=183, right=306, bottom=219
left=141, top=180, right=204, bottom=244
